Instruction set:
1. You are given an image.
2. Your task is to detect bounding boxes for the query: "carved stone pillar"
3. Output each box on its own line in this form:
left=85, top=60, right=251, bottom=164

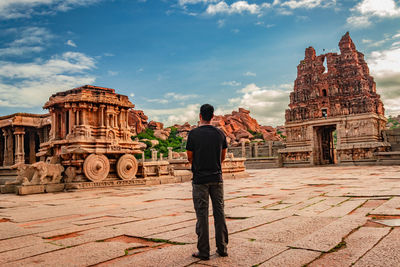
left=51, top=111, right=57, bottom=140
left=142, top=151, right=145, bottom=162
left=100, top=105, right=105, bottom=127
left=118, top=110, right=122, bottom=129
left=268, top=141, right=273, bottom=157
left=241, top=141, right=246, bottom=158
left=126, top=109, right=130, bottom=129
left=60, top=111, right=67, bottom=138
left=2, top=128, right=13, bottom=166
left=81, top=109, right=88, bottom=125
left=29, top=131, right=36, bottom=164
left=168, top=147, right=173, bottom=160
left=151, top=149, right=157, bottom=161
left=253, top=142, right=258, bottom=158
left=69, top=109, right=75, bottom=134
left=76, top=110, right=80, bottom=126
left=14, top=127, right=25, bottom=165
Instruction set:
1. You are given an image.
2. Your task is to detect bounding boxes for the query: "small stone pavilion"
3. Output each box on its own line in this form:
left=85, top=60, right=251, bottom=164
left=0, top=113, right=51, bottom=182
left=279, top=32, right=389, bottom=166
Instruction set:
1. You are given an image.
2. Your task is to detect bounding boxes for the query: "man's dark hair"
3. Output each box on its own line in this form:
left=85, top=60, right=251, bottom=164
left=200, top=104, right=214, bottom=121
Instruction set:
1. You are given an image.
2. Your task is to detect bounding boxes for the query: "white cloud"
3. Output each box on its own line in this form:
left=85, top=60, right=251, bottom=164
left=178, top=0, right=218, bottom=6
left=0, top=0, right=102, bottom=20
left=206, top=1, right=266, bottom=15
left=346, top=15, right=371, bottom=28
left=280, top=0, right=336, bottom=9
left=0, top=52, right=96, bottom=108
left=218, top=83, right=291, bottom=126
left=368, top=47, right=400, bottom=78
left=144, top=104, right=201, bottom=126
left=165, top=92, right=199, bottom=100
left=144, top=92, right=198, bottom=105
left=217, top=19, right=225, bottom=28
left=0, top=27, right=53, bottom=57
left=243, top=71, right=256, bottom=76
left=145, top=98, right=169, bottom=104
left=255, top=21, right=275, bottom=28
left=354, top=0, right=400, bottom=17
left=181, top=0, right=335, bottom=19
left=347, top=0, right=400, bottom=28
left=107, top=70, right=118, bottom=76
left=66, top=39, right=77, bottom=47
left=367, top=44, right=400, bottom=116
left=222, top=80, right=241, bottom=86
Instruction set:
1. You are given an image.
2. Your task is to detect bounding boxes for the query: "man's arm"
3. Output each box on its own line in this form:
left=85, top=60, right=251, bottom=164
left=221, top=148, right=227, bottom=162
left=187, top=150, right=193, bottom=164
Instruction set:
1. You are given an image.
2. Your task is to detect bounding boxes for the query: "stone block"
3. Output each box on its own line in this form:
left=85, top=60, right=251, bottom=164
left=45, top=183, right=65, bottom=193
left=0, top=184, right=17, bottom=194
left=145, top=178, right=161, bottom=185
left=17, top=185, right=45, bottom=195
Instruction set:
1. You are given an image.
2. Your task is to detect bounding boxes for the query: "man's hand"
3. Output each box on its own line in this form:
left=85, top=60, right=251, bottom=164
left=221, top=148, right=227, bottom=162
left=187, top=150, right=193, bottom=164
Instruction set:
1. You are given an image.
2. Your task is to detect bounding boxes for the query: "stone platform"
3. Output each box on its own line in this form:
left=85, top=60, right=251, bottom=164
left=1, top=166, right=400, bottom=266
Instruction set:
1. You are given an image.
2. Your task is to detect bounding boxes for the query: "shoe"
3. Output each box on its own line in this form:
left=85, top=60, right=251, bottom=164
left=217, top=250, right=228, bottom=257
left=192, top=252, right=210, bottom=260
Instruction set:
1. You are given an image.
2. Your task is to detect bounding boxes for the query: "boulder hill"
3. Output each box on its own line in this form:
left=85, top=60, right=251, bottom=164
left=128, top=108, right=284, bottom=145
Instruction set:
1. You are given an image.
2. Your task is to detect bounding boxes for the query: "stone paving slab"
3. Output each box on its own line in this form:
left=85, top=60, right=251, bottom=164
left=317, top=199, right=366, bottom=217
left=0, top=241, right=62, bottom=264
left=98, top=243, right=198, bottom=267
left=0, top=222, right=35, bottom=240
left=370, top=197, right=400, bottom=215
left=259, top=248, right=321, bottom=267
left=233, top=215, right=335, bottom=246
left=199, top=237, right=286, bottom=267
left=0, top=235, right=43, bottom=253
left=5, top=241, right=134, bottom=266
left=1, top=166, right=400, bottom=266
left=290, top=215, right=368, bottom=252
left=309, top=227, right=390, bottom=266
left=353, top=228, right=400, bottom=267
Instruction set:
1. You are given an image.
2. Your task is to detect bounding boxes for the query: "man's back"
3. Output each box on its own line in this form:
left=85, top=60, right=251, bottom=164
left=186, top=125, right=227, bottom=184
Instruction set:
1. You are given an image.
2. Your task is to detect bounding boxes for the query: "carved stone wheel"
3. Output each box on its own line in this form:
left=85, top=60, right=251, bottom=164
left=116, top=154, right=138, bottom=180
left=83, top=154, right=110, bottom=182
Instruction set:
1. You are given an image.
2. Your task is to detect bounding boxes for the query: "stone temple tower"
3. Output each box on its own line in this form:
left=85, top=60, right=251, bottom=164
left=279, top=32, right=389, bottom=166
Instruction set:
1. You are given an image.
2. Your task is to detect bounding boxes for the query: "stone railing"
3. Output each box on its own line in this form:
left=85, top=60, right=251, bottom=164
left=228, top=141, right=285, bottom=159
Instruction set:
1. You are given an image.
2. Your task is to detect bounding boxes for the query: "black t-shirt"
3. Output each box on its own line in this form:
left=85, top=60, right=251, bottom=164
left=186, top=125, right=228, bottom=184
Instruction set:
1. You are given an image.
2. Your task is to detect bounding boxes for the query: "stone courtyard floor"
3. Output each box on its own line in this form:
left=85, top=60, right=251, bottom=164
left=1, top=166, right=400, bottom=266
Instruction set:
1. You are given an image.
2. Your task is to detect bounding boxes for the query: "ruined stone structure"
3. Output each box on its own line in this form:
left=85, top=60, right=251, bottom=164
left=0, top=85, right=247, bottom=194
left=279, top=33, right=389, bottom=166
left=0, top=113, right=51, bottom=184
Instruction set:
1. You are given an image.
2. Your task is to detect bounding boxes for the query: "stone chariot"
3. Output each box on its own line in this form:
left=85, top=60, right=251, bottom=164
left=37, top=85, right=144, bottom=183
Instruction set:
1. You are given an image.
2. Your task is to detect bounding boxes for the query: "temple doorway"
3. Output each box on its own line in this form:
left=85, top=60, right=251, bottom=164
left=314, top=125, right=337, bottom=165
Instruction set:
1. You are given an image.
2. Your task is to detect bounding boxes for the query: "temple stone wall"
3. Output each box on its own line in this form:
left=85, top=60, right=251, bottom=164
left=384, top=129, right=400, bottom=151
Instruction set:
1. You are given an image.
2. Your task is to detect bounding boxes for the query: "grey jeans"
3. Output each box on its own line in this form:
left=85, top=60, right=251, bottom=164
left=192, top=182, right=228, bottom=257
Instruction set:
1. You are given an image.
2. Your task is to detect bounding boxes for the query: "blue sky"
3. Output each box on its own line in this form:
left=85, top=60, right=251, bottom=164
left=0, top=0, right=399, bottom=126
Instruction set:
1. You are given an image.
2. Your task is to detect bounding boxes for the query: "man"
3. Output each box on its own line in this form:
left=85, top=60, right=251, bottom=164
left=186, top=104, right=228, bottom=261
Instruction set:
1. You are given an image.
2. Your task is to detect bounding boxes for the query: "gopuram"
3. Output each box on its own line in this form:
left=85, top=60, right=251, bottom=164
left=0, top=85, right=246, bottom=195
left=279, top=32, right=390, bottom=166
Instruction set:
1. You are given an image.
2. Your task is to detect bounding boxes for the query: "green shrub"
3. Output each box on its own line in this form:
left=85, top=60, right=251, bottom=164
left=132, top=127, right=186, bottom=159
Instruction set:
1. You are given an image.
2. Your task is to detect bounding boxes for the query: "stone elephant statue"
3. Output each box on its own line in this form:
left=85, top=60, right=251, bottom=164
left=7, top=162, right=64, bottom=186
